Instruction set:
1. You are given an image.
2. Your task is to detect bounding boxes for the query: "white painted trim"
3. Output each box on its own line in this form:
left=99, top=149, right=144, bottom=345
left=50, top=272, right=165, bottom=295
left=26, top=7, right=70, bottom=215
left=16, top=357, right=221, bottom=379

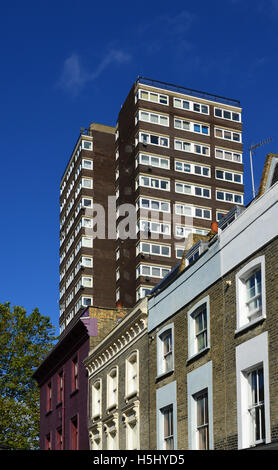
left=236, top=332, right=270, bottom=449
left=187, top=295, right=210, bottom=360
left=235, top=256, right=266, bottom=332
left=156, top=323, right=175, bottom=378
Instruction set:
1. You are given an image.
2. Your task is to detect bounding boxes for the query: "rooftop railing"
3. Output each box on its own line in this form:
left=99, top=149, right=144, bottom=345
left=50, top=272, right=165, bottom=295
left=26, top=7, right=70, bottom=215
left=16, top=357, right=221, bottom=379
left=136, top=76, right=241, bottom=107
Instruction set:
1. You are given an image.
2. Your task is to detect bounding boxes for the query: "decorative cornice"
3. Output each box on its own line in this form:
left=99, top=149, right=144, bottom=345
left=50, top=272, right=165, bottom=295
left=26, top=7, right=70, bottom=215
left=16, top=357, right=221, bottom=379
left=86, top=312, right=147, bottom=377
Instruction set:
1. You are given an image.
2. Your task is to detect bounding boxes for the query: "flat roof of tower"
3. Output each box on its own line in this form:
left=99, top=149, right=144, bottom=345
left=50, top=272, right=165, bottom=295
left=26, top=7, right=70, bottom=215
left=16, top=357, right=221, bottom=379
left=136, top=76, right=241, bottom=107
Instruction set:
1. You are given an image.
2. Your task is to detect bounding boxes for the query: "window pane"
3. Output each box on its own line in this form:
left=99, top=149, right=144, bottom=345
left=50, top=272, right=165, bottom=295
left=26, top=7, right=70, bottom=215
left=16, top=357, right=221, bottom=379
left=152, top=244, right=160, bottom=254
left=160, top=95, right=168, bottom=104
left=162, top=246, right=170, bottom=256
left=215, top=129, right=222, bottom=138
left=150, top=114, right=159, bottom=123
left=150, top=93, right=158, bottom=102
left=150, top=135, right=159, bottom=145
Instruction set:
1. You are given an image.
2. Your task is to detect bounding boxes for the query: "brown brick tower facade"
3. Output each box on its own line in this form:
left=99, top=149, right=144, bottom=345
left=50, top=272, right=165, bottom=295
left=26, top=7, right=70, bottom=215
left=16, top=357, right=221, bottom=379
left=115, top=77, right=244, bottom=307
left=59, top=123, right=116, bottom=334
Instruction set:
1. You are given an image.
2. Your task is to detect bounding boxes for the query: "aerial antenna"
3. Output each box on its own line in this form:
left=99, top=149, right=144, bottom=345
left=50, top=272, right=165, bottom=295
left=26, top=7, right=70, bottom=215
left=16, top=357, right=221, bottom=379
left=249, top=138, right=272, bottom=199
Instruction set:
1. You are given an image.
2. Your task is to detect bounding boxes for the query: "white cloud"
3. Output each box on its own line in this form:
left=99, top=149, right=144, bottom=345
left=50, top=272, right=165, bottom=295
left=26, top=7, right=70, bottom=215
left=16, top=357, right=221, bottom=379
left=137, top=9, right=195, bottom=56
left=57, top=49, right=131, bottom=95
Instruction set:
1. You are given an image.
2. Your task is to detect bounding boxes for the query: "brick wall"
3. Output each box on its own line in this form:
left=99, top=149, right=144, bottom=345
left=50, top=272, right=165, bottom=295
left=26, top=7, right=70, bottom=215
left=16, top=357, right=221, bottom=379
left=149, top=235, right=278, bottom=449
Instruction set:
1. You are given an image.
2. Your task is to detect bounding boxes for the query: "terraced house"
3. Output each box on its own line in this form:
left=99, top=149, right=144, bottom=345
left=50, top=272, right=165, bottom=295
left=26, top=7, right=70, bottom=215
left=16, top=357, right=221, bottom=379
left=147, top=153, right=278, bottom=450
left=84, top=298, right=149, bottom=450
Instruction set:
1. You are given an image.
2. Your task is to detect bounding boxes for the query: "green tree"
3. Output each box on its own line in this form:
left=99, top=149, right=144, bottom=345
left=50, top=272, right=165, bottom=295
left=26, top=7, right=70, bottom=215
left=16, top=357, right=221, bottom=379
left=0, top=302, right=57, bottom=449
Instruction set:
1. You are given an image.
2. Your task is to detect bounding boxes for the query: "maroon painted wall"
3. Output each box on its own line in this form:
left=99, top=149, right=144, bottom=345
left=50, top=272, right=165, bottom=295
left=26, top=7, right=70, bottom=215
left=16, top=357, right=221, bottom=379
left=35, top=321, right=90, bottom=450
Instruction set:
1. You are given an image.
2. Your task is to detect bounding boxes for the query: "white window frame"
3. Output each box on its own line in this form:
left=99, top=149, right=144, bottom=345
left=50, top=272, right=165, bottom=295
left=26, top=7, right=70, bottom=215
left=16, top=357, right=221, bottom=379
left=175, top=246, right=185, bottom=259
left=214, top=127, right=242, bottom=143
left=125, top=351, right=139, bottom=399
left=82, top=140, right=93, bottom=150
left=173, top=97, right=209, bottom=115
left=216, top=210, right=228, bottom=222
left=82, top=197, right=93, bottom=208
left=235, top=256, right=266, bottom=333
left=175, top=159, right=210, bottom=177
left=215, top=168, right=243, bottom=184
left=174, top=118, right=210, bottom=135
left=136, top=174, right=170, bottom=192
left=82, top=217, right=93, bottom=228
left=174, top=139, right=210, bottom=156
left=236, top=332, right=270, bottom=449
left=82, top=296, right=93, bottom=307
left=175, top=181, right=211, bottom=199
left=82, top=159, right=93, bottom=170
left=216, top=189, right=243, bottom=205
left=214, top=107, right=241, bottom=123
left=136, top=132, right=169, bottom=148
left=136, top=264, right=171, bottom=279
left=161, top=404, right=174, bottom=450
left=81, top=276, right=92, bottom=288
left=81, top=256, right=93, bottom=268
left=116, top=288, right=120, bottom=302
left=137, top=241, right=171, bottom=257
left=156, top=381, right=177, bottom=450
left=194, top=389, right=210, bottom=450
left=175, top=203, right=193, bottom=217
left=187, top=361, right=214, bottom=450
left=107, top=367, right=118, bottom=410
left=137, top=197, right=170, bottom=213
left=91, top=380, right=102, bottom=420
left=188, top=296, right=210, bottom=360
left=138, top=219, right=171, bottom=236
left=136, top=152, right=170, bottom=170
left=176, top=225, right=208, bottom=238
left=82, top=236, right=93, bottom=248
left=136, top=285, right=153, bottom=300
left=156, top=323, right=174, bottom=378
left=136, top=110, right=169, bottom=127
left=215, top=147, right=242, bottom=163
left=137, top=88, right=169, bottom=106
left=82, top=177, right=93, bottom=189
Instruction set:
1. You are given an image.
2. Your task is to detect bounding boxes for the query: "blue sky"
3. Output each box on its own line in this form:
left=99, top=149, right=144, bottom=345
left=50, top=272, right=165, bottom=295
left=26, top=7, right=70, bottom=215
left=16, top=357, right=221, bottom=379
left=0, top=0, right=277, bottom=335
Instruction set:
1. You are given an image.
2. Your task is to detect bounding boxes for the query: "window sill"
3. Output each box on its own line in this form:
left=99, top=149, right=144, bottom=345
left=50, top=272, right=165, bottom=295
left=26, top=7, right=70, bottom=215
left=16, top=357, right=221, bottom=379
left=106, top=404, right=117, bottom=414
left=56, top=401, right=62, bottom=409
left=125, top=391, right=138, bottom=402
left=92, top=414, right=101, bottom=422
left=234, top=316, right=265, bottom=336
left=186, top=346, right=210, bottom=365
left=45, top=409, right=52, bottom=416
left=155, top=369, right=174, bottom=383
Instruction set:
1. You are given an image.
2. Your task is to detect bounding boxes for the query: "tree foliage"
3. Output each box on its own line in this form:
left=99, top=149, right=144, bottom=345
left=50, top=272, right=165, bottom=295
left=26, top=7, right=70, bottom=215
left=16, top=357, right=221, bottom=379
left=0, top=302, right=57, bottom=449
